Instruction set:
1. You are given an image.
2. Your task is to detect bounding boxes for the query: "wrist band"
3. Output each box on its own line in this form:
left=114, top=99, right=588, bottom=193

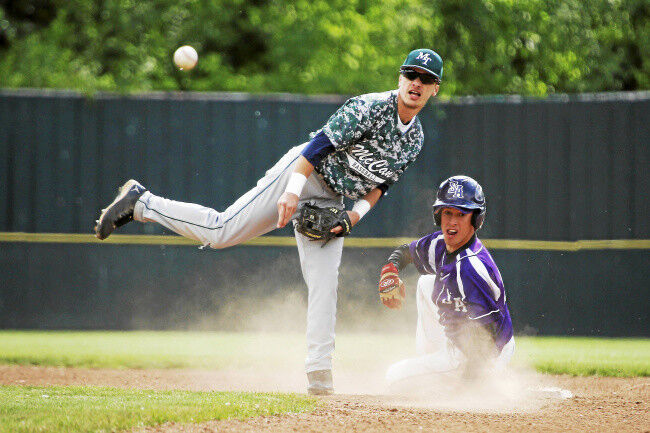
left=285, top=172, right=307, bottom=196
left=352, top=199, right=371, bottom=219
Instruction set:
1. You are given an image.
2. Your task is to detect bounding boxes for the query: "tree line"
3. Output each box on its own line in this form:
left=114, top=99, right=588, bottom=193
left=0, top=0, right=647, bottom=96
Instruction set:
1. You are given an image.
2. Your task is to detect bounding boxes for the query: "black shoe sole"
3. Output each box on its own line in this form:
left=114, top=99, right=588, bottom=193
left=94, top=179, right=145, bottom=240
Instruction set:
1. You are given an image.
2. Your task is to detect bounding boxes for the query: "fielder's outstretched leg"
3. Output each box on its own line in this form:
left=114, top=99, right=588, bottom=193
left=95, top=145, right=304, bottom=247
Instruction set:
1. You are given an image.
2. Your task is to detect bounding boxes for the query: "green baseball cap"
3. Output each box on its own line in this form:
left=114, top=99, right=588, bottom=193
left=401, top=48, right=443, bottom=81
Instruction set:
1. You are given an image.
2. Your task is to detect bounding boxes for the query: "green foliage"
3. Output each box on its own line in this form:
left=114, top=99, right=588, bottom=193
left=0, top=386, right=315, bottom=433
left=0, top=0, right=646, bottom=95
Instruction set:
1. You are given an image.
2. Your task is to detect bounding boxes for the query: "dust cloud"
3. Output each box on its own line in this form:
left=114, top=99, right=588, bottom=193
left=133, top=253, right=572, bottom=412
left=176, top=285, right=571, bottom=413
left=381, top=368, right=572, bottom=413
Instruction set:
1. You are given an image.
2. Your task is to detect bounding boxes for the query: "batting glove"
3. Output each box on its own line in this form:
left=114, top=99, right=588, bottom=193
left=379, top=263, right=406, bottom=309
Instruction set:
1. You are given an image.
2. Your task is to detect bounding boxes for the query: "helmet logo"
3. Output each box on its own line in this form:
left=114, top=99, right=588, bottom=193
left=416, top=52, right=432, bottom=65
left=447, top=180, right=464, bottom=199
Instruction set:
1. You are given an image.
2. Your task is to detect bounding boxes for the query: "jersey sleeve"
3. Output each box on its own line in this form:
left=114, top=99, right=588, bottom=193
left=321, top=97, right=372, bottom=149
left=458, top=258, right=505, bottom=326
left=301, top=130, right=335, bottom=167
left=408, top=233, right=438, bottom=275
left=386, top=244, right=412, bottom=270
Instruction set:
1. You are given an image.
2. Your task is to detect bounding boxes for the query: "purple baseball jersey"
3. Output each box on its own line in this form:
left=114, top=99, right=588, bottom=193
left=409, top=231, right=513, bottom=353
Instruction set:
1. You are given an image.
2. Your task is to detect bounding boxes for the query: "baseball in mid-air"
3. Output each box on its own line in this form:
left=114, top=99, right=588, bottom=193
left=173, top=45, right=198, bottom=71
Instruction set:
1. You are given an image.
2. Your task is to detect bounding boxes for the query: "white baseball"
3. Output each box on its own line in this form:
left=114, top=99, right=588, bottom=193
left=173, top=45, right=198, bottom=71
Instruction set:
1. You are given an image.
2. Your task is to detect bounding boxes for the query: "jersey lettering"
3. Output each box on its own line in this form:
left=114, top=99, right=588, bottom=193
left=345, top=142, right=398, bottom=183
left=348, top=145, right=396, bottom=178
left=346, top=153, right=386, bottom=183
left=453, top=297, right=468, bottom=312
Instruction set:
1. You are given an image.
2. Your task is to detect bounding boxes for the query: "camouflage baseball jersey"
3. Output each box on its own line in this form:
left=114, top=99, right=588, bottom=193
left=313, top=90, right=424, bottom=200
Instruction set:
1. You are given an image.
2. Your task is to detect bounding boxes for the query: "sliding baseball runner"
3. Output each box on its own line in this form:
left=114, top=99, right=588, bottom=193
left=379, top=175, right=514, bottom=391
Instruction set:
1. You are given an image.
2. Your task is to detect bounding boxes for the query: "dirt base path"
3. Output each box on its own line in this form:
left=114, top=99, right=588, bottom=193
left=1, top=365, right=647, bottom=433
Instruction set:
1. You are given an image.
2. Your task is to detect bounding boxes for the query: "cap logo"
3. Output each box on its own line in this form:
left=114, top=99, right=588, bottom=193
left=416, top=52, right=432, bottom=65
left=448, top=180, right=464, bottom=198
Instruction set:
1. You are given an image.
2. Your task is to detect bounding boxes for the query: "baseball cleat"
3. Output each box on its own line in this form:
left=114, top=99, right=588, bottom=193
left=94, top=179, right=146, bottom=240
left=307, top=370, right=333, bottom=396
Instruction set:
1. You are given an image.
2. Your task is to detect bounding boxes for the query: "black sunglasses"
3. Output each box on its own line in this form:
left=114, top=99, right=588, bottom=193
left=400, top=69, right=439, bottom=85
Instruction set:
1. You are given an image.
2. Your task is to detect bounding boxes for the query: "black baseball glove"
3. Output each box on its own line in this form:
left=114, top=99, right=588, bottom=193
left=295, top=203, right=352, bottom=246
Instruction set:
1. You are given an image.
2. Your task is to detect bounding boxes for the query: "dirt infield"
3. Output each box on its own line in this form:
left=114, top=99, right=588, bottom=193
left=1, top=365, right=647, bottom=433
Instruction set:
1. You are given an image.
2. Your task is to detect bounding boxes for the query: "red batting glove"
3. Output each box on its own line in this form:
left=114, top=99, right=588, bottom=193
left=378, top=263, right=406, bottom=309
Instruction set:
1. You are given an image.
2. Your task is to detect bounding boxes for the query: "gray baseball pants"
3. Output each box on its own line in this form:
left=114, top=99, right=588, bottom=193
left=133, top=143, right=344, bottom=373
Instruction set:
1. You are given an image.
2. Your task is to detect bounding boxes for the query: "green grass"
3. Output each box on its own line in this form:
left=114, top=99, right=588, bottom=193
left=512, top=336, right=650, bottom=377
left=0, top=331, right=287, bottom=369
left=0, top=332, right=646, bottom=432
left=0, top=331, right=647, bottom=377
left=0, top=385, right=315, bottom=433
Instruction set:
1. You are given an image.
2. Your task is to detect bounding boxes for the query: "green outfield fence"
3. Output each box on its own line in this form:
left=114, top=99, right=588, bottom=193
left=0, top=90, right=648, bottom=336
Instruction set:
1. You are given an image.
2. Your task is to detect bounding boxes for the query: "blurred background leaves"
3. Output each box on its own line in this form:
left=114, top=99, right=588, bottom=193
left=0, top=0, right=647, bottom=95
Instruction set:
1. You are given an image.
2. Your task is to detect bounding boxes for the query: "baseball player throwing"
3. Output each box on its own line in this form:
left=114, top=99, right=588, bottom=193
left=378, top=176, right=514, bottom=392
left=95, top=48, right=443, bottom=395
